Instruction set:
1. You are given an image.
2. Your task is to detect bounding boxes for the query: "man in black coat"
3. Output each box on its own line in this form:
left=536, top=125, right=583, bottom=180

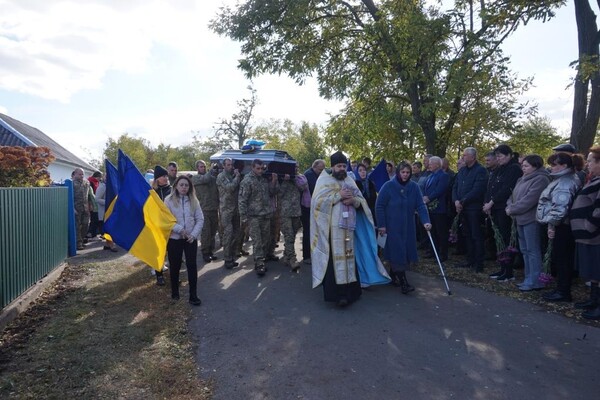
left=452, top=147, right=488, bottom=272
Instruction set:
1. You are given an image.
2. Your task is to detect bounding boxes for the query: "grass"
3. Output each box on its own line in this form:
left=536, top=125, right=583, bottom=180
left=0, top=254, right=212, bottom=399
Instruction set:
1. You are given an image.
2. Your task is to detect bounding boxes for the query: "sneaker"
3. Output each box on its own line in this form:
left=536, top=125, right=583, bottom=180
left=203, top=255, right=212, bottom=263
left=496, top=273, right=515, bottom=282
left=156, top=276, right=165, bottom=286
left=489, top=270, right=504, bottom=279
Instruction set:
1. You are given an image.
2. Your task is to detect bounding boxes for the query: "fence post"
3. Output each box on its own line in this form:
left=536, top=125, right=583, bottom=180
left=65, top=179, right=77, bottom=257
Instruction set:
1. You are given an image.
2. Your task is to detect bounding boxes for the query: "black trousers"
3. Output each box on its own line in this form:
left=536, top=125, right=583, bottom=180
left=552, top=224, right=575, bottom=295
left=167, top=239, right=199, bottom=299
left=462, top=209, right=485, bottom=268
left=301, top=205, right=311, bottom=260
left=430, top=213, right=448, bottom=261
left=491, top=208, right=513, bottom=248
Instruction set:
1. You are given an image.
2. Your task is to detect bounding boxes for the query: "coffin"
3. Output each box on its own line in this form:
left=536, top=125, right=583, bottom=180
left=210, top=148, right=296, bottom=176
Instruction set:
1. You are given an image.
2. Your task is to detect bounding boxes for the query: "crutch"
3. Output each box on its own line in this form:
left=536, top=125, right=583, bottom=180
left=427, top=230, right=452, bottom=295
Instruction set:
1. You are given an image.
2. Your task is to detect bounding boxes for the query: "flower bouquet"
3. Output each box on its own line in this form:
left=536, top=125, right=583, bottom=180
left=538, top=238, right=554, bottom=284
left=491, top=218, right=519, bottom=267
left=427, top=198, right=439, bottom=211
left=448, top=212, right=460, bottom=243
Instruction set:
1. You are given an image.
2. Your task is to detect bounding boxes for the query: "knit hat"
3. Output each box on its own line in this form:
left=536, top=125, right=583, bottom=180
left=552, top=143, right=577, bottom=154
left=330, top=151, right=348, bottom=166
left=154, top=165, right=168, bottom=180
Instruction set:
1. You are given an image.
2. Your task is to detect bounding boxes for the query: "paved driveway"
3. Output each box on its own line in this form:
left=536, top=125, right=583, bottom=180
left=192, top=243, right=600, bottom=400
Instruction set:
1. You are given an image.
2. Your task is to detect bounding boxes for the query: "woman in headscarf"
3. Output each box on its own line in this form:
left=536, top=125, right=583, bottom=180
left=355, top=163, right=377, bottom=226
left=376, top=162, right=431, bottom=294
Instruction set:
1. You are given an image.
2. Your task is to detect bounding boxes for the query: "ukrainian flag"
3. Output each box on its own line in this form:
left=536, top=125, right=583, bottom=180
left=103, top=158, right=120, bottom=243
left=104, top=150, right=176, bottom=271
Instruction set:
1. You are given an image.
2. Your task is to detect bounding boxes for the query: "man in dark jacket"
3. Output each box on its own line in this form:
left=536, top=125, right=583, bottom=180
left=452, top=147, right=488, bottom=272
left=423, top=156, right=450, bottom=261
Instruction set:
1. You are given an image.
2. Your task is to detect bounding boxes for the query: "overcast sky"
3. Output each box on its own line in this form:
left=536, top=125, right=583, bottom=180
left=0, top=1, right=592, bottom=163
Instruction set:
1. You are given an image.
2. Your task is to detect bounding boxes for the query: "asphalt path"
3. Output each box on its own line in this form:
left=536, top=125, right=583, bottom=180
left=191, top=240, right=600, bottom=400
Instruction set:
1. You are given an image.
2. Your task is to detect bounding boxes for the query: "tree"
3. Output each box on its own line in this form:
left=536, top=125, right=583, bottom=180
left=211, top=0, right=564, bottom=156
left=570, top=0, right=600, bottom=153
left=252, top=119, right=326, bottom=170
left=103, top=133, right=152, bottom=172
left=212, top=85, right=258, bottom=149
left=506, top=116, right=565, bottom=160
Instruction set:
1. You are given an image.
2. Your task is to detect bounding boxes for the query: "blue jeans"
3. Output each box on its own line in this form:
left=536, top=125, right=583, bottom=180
left=517, top=222, right=543, bottom=288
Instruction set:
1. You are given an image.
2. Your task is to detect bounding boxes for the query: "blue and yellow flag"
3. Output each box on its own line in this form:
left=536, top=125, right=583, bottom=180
left=104, top=150, right=176, bottom=271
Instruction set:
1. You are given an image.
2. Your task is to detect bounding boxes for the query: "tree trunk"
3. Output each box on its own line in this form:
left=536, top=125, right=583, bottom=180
left=570, top=0, right=600, bottom=153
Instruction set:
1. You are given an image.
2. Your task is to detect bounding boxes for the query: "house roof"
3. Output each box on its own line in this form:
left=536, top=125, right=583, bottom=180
left=0, top=113, right=96, bottom=171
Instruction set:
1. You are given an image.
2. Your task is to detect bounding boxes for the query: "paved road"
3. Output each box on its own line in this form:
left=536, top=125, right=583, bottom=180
left=192, top=241, right=600, bottom=400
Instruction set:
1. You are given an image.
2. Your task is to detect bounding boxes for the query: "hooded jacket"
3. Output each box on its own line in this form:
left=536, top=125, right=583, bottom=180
left=536, top=168, right=581, bottom=226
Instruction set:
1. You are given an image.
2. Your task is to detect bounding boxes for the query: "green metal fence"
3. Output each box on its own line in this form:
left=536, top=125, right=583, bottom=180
left=0, top=187, right=68, bottom=309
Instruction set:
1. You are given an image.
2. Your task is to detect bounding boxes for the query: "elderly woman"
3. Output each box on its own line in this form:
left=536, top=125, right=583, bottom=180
left=355, top=163, right=378, bottom=225
left=570, top=146, right=600, bottom=319
left=376, top=162, right=431, bottom=294
left=506, top=155, right=550, bottom=291
left=536, top=152, right=582, bottom=302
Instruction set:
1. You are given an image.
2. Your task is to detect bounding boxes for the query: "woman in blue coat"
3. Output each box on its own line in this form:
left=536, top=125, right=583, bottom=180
left=376, top=162, right=432, bottom=294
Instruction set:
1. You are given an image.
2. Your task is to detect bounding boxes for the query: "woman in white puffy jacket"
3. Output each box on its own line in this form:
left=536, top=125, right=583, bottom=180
left=164, top=175, right=204, bottom=305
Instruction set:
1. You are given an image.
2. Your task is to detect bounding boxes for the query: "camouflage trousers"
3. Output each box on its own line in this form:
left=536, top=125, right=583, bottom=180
left=200, top=209, right=219, bottom=256
left=75, top=210, right=90, bottom=247
left=220, top=208, right=240, bottom=262
left=280, top=216, right=302, bottom=265
left=248, top=215, right=271, bottom=262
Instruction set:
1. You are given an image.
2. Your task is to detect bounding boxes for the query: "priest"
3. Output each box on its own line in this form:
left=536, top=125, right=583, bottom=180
left=310, top=151, right=389, bottom=307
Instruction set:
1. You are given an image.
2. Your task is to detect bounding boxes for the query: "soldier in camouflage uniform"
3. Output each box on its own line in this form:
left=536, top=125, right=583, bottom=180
left=216, top=158, right=242, bottom=269
left=192, top=160, right=220, bottom=263
left=239, top=159, right=279, bottom=276
left=279, top=164, right=307, bottom=271
left=72, top=168, right=94, bottom=251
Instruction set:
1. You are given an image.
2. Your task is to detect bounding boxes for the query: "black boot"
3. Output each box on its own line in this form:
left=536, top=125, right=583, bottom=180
left=582, top=304, right=600, bottom=320
left=389, top=270, right=401, bottom=287
left=575, top=284, right=599, bottom=310
left=398, top=271, right=415, bottom=294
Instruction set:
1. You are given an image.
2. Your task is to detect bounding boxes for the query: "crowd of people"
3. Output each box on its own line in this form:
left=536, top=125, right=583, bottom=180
left=70, top=143, right=600, bottom=319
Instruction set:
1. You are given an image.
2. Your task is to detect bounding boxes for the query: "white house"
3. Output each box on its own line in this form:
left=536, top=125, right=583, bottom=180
left=0, top=113, right=97, bottom=183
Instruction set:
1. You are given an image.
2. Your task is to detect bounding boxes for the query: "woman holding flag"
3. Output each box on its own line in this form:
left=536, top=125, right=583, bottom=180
left=165, top=175, right=204, bottom=305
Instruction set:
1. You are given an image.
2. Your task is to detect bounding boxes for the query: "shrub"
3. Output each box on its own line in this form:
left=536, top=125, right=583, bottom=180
left=0, top=146, right=55, bottom=187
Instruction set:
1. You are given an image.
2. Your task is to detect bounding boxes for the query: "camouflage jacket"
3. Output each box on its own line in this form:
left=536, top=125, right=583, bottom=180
left=192, top=172, right=220, bottom=212
left=216, top=170, right=241, bottom=212
left=73, top=179, right=93, bottom=212
left=239, top=171, right=278, bottom=218
left=279, top=178, right=304, bottom=217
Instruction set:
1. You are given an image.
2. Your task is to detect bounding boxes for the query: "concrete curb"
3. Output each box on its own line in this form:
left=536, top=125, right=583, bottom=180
left=0, top=262, right=67, bottom=332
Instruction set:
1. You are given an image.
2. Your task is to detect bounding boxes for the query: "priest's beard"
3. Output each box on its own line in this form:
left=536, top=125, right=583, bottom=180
left=332, top=170, right=347, bottom=181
